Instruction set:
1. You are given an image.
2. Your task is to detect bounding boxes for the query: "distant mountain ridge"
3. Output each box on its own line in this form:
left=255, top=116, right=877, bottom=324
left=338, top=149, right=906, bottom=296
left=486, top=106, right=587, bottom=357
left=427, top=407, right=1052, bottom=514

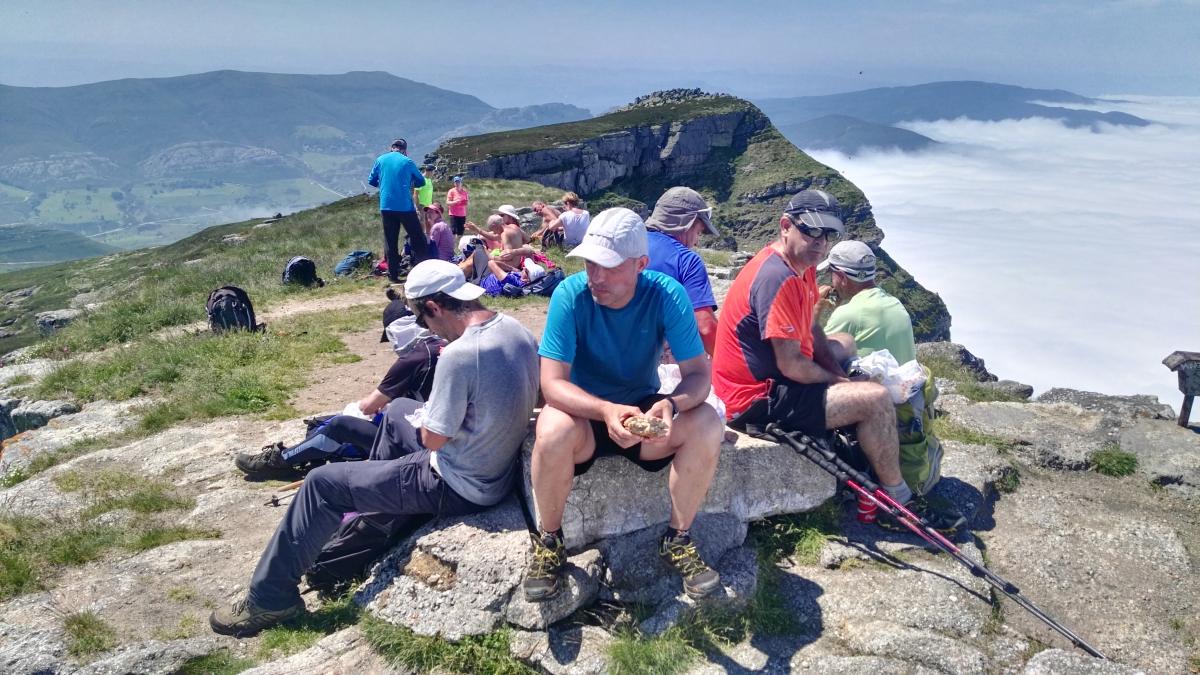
left=757, top=81, right=1150, bottom=155
left=0, top=70, right=590, bottom=260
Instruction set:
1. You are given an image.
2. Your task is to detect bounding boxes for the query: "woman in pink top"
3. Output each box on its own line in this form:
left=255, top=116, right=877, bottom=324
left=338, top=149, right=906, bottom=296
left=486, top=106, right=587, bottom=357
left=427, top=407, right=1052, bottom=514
left=446, top=175, right=469, bottom=236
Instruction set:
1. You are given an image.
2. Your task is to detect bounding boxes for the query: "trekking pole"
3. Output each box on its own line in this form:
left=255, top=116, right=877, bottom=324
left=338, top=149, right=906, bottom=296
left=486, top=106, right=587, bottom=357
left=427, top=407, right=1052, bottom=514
left=764, top=424, right=1106, bottom=660
left=263, top=479, right=304, bottom=507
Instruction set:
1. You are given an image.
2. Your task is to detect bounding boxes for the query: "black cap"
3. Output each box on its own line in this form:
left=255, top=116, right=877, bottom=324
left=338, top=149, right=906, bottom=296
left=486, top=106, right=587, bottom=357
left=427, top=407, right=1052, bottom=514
left=784, top=189, right=845, bottom=233
left=381, top=296, right=411, bottom=342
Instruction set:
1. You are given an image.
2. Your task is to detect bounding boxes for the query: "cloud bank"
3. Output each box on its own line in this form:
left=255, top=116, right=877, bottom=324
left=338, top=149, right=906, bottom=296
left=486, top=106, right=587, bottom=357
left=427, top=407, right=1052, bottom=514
left=809, top=96, right=1200, bottom=412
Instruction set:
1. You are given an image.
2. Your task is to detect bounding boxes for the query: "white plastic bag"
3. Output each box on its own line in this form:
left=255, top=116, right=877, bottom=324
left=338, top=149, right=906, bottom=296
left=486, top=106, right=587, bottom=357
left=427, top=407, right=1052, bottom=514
left=656, top=364, right=727, bottom=421
left=341, top=401, right=372, bottom=420
left=850, top=349, right=926, bottom=405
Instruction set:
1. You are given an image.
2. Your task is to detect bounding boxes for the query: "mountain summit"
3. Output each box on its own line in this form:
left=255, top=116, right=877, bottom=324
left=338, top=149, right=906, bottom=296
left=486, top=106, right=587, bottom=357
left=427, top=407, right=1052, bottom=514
left=430, top=89, right=951, bottom=340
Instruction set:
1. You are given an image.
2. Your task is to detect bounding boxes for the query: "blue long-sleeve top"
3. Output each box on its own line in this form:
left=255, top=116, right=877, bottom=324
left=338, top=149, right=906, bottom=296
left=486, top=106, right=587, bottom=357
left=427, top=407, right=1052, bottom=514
left=368, top=151, right=425, bottom=212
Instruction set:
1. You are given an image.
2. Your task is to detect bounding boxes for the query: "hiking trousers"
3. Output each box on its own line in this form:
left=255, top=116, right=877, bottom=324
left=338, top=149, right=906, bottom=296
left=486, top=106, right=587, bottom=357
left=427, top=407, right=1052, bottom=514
left=247, top=398, right=482, bottom=610
left=381, top=210, right=428, bottom=281
left=280, top=415, right=378, bottom=465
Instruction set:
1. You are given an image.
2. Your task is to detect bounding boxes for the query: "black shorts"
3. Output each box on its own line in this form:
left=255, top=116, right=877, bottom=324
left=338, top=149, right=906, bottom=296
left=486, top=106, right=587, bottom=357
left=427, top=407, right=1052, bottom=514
left=728, top=379, right=829, bottom=439
left=574, top=394, right=673, bottom=476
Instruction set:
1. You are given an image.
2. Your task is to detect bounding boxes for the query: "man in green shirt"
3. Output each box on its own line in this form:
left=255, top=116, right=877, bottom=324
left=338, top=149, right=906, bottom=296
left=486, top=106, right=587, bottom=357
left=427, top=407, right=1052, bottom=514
left=819, top=240, right=916, bottom=365
left=413, top=165, right=435, bottom=210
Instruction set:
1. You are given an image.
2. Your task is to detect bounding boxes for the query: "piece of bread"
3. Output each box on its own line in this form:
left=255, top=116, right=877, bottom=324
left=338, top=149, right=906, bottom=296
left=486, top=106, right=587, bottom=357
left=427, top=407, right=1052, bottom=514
left=623, top=415, right=669, bottom=439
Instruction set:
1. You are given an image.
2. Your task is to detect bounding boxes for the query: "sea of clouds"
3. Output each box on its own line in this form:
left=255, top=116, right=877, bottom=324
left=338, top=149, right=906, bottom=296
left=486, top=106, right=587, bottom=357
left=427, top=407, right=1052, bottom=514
left=808, top=96, right=1200, bottom=413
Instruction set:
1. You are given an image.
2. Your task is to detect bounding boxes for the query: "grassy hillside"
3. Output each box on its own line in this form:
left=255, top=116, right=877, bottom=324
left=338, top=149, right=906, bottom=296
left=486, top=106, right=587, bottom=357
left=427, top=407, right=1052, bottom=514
left=0, top=179, right=564, bottom=355
left=777, top=115, right=939, bottom=155
left=0, top=71, right=590, bottom=254
left=0, top=225, right=118, bottom=270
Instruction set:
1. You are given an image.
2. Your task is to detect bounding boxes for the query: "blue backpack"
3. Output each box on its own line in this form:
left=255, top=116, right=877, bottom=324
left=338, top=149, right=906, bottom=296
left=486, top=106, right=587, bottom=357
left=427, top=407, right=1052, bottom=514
left=334, top=250, right=374, bottom=276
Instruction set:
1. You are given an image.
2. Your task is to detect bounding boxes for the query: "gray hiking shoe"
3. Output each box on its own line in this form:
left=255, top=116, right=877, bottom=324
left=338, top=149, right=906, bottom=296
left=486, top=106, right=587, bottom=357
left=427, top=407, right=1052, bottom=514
left=522, top=531, right=566, bottom=602
left=235, top=442, right=300, bottom=479
left=209, top=596, right=305, bottom=637
left=660, top=531, right=721, bottom=599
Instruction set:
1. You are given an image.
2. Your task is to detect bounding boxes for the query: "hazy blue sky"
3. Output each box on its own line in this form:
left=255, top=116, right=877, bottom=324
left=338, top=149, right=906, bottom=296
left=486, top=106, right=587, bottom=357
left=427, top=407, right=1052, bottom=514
left=2, top=0, right=1198, bottom=109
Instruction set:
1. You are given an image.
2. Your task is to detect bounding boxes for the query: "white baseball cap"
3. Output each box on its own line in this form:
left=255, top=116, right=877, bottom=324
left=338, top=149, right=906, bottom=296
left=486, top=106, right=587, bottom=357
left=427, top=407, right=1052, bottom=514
left=567, top=207, right=649, bottom=268
left=817, top=240, right=877, bottom=281
left=496, top=204, right=521, bottom=220
left=404, top=259, right=485, bottom=300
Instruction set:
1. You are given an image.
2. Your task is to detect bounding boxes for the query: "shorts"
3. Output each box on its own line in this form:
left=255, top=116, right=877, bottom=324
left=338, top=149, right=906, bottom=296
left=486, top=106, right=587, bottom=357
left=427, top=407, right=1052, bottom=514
left=481, top=271, right=521, bottom=296
left=574, top=394, right=673, bottom=476
left=728, top=379, right=829, bottom=439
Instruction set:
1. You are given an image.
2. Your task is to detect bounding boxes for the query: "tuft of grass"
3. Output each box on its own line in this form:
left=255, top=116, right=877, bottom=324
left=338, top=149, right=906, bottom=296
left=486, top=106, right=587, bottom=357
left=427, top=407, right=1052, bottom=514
left=153, top=614, right=202, bottom=641
left=608, top=625, right=702, bottom=675
left=995, top=463, right=1021, bottom=494
left=4, top=373, right=33, bottom=387
left=54, top=468, right=194, bottom=518
left=167, top=585, right=198, bottom=603
left=64, top=611, right=118, bottom=658
left=697, top=248, right=734, bottom=268
left=127, top=526, right=220, bottom=552
left=361, top=616, right=534, bottom=675
left=255, top=593, right=361, bottom=660
left=1092, top=443, right=1138, bottom=477
left=748, top=499, right=842, bottom=566
left=931, top=417, right=1014, bottom=452
left=176, top=649, right=256, bottom=675
left=955, top=381, right=1027, bottom=403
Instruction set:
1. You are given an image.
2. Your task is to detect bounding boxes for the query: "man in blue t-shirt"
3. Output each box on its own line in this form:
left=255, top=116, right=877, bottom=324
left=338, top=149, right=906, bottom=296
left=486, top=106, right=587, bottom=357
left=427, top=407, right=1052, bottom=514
left=367, top=138, right=428, bottom=282
left=645, top=186, right=721, bottom=356
left=523, top=208, right=725, bottom=603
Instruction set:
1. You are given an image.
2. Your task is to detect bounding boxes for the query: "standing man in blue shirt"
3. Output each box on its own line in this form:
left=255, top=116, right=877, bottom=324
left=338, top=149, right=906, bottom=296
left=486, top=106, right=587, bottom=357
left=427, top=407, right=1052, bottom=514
left=645, top=186, right=721, bottom=356
left=368, top=139, right=428, bottom=282
left=522, top=208, right=725, bottom=603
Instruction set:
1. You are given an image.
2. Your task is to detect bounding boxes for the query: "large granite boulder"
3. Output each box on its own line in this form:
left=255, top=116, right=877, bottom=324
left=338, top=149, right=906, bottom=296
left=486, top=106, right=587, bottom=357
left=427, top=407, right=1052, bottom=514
left=522, top=431, right=836, bottom=550
left=916, top=341, right=997, bottom=381
left=10, top=399, right=79, bottom=434
left=1036, top=387, right=1176, bottom=421
left=1117, top=419, right=1200, bottom=493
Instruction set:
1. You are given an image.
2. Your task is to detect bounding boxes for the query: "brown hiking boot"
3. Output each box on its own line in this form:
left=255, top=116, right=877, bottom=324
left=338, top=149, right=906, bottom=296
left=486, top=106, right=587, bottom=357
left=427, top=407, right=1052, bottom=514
left=235, top=442, right=302, bottom=480
left=209, top=596, right=305, bottom=637
left=659, top=531, right=721, bottom=599
left=522, top=531, right=566, bottom=602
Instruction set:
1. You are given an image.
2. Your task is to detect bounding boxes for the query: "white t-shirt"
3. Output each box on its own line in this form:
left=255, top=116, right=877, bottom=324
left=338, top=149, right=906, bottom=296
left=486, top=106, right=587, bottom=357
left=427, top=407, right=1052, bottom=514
left=560, top=208, right=591, bottom=246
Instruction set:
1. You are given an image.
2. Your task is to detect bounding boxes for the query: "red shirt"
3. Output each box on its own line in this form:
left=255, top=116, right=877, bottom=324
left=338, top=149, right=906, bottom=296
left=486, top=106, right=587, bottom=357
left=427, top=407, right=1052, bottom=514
left=712, top=245, right=818, bottom=418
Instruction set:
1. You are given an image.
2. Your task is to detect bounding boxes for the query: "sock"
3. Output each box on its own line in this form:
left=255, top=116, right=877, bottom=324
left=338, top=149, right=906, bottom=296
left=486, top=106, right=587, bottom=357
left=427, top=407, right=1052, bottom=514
left=539, top=529, right=563, bottom=547
left=882, top=480, right=913, bottom=506
left=665, top=527, right=689, bottom=541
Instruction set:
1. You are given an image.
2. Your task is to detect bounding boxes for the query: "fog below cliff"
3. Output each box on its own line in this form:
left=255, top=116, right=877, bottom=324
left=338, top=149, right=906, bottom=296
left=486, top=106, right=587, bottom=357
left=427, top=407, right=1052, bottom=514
left=809, top=96, right=1200, bottom=412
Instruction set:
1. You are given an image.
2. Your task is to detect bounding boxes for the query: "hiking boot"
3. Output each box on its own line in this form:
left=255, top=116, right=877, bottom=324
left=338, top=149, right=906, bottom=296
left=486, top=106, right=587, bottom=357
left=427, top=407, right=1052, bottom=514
left=209, top=596, right=305, bottom=637
left=522, top=531, right=566, bottom=602
left=878, top=494, right=968, bottom=536
left=235, top=442, right=301, bottom=480
left=659, top=531, right=721, bottom=599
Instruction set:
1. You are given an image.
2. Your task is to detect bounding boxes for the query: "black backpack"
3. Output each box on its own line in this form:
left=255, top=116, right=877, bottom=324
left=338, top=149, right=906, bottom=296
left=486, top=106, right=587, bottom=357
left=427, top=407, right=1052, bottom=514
left=282, top=256, right=325, bottom=287
left=528, top=267, right=565, bottom=297
left=206, top=286, right=263, bottom=333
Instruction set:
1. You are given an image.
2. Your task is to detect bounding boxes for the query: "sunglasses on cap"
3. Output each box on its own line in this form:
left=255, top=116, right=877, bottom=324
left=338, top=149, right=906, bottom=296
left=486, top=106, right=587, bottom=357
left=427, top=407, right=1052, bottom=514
left=786, top=215, right=842, bottom=242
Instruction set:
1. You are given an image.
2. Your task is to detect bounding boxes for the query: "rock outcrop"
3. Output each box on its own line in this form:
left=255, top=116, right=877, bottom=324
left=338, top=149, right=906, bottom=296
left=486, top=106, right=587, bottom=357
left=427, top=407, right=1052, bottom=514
left=431, top=90, right=952, bottom=341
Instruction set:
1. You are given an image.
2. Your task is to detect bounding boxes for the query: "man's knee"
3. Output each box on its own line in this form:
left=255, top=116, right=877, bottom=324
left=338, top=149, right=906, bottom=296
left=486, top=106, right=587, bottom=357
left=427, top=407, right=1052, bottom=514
left=673, top=404, right=723, bottom=460
left=533, top=406, right=588, bottom=460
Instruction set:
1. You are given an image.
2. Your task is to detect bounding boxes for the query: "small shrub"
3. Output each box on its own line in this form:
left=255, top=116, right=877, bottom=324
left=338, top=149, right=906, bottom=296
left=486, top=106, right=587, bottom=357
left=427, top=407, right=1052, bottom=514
left=1092, top=444, right=1138, bottom=477
left=64, top=611, right=118, bottom=657
left=995, top=464, right=1021, bottom=494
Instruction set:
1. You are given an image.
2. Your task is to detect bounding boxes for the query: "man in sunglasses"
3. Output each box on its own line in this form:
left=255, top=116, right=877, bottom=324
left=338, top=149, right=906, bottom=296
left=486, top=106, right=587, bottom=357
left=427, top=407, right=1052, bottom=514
left=645, top=186, right=721, bottom=356
left=212, top=260, right=539, bottom=637
left=712, top=190, right=965, bottom=534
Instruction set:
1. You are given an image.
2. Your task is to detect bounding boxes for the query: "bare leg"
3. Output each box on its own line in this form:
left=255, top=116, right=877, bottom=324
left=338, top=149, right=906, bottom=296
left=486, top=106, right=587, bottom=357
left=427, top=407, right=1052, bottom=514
left=825, top=381, right=902, bottom=485
left=640, top=404, right=723, bottom=530
left=530, top=405, right=595, bottom=533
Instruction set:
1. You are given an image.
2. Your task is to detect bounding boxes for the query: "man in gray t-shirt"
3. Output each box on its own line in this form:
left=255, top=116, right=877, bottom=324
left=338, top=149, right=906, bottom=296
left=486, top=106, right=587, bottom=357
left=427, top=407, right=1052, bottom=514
left=212, top=260, right=538, bottom=638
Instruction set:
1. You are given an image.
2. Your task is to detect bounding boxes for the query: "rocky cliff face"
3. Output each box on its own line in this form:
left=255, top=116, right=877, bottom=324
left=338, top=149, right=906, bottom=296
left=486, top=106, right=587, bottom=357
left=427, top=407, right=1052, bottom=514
left=430, top=90, right=952, bottom=341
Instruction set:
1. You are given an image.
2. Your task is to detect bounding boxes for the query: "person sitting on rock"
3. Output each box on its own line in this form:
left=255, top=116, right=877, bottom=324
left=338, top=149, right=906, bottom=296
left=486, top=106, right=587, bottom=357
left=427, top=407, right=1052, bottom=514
left=492, top=204, right=536, bottom=268
left=234, top=290, right=446, bottom=480
left=711, top=190, right=965, bottom=534
left=817, top=240, right=915, bottom=365
left=645, top=186, right=721, bottom=357
left=523, top=207, right=725, bottom=602
left=211, top=260, right=540, bottom=637
left=530, top=200, right=561, bottom=242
